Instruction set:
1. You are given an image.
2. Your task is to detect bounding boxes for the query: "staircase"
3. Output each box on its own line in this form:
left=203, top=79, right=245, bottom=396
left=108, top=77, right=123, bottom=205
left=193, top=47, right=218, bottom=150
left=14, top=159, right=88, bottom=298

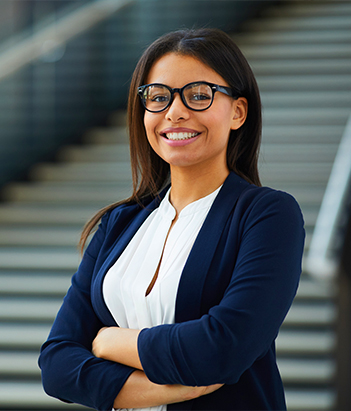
left=0, top=112, right=129, bottom=409
left=1, top=1, right=350, bottom=409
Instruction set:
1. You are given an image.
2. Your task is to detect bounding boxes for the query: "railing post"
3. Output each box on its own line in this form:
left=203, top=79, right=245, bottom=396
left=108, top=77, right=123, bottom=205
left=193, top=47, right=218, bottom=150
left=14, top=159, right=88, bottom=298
left=305, top=113, right=351, bottom=280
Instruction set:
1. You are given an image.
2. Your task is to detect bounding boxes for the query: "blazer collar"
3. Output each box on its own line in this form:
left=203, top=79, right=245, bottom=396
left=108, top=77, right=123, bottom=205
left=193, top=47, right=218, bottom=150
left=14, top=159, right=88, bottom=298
left=175, top=172, right=250, bottom=322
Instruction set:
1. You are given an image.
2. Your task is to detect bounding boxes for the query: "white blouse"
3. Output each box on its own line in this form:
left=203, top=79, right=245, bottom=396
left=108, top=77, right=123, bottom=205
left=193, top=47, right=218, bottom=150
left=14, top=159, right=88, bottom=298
left=103, top=186, right=221, bottom=411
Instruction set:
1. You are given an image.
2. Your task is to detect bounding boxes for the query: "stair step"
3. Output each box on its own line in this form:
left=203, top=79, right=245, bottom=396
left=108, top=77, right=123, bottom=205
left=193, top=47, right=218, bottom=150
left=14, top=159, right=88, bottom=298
left=0, top=351, right=40, bottom=378
left=0, top=227, right=81, bottom=246
left=0, top=204, right=97, bottom=225
left=278, top=358, right=335, bottom=384
left=58, top=143, right=130, bottom=162
left=241, top=43, right=351, bottom=59
left=262, top=125, right=344, bottom=143
left=262, top=2, right=351, bottom=17
left=259, top=144, right=338, bottom=163
left=276, top=330, right=336, bottom=355
left=296, top=277, right=336, bottom=301
left=0, top=273, right=70, bottom=297
left=251, top=59, right=351, bottom=75
left=259, top=163, right=333, bottom=184
left=257, top=75, right=351, bottom=92
left=260, top=91, right=351, bottom=107
left=2, top=182, right=131, bottom=203
left=0, top=381, right=87, bottom=409
left=0, top=248, right=80, bottom=270
left=30, top=162, right=132, bottom=182
left=83, top=126, right=128, bottom=144
left=283, top=302, right=337, bottom=328
left=245, top=15, right=351, bottom=31
left=237, top=30, right=351, bottom=45
left=262, top=108, right=350, bottom=126
left=0, top=324, right=50, bottom=349
left=0, top=298, right=62, bottom=322
left=285, top=389, right=336, bottom=411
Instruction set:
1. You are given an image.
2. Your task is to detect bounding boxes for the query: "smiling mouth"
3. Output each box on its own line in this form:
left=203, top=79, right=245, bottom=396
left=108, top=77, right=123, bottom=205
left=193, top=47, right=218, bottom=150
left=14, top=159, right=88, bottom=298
left=162, top=132, right=200, bottom=141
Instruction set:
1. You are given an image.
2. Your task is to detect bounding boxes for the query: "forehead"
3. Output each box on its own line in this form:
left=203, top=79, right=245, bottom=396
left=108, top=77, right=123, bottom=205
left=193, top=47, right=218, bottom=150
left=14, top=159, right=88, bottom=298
left=146, top=53, right=228, bottom=87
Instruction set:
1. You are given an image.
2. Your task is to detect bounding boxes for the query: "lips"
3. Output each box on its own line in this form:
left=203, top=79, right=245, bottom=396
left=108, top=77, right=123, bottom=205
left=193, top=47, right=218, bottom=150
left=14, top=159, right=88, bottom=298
left=160, top=128, right=201, bottom=141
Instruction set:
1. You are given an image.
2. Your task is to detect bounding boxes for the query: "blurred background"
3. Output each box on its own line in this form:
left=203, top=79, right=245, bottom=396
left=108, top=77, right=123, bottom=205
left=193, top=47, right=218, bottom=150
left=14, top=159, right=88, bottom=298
left=0, top=0, right=350, bottom=409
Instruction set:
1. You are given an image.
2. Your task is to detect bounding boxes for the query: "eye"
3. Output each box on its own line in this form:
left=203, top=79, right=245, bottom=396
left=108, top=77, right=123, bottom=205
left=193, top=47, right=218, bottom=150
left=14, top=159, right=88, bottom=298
left=184, top=83, right=213, bottom=105
left=150, top=94, right=170, bottom=103
left=189, top=93, right=211, bottom=101
left=145, top=86, right=170, bottom=105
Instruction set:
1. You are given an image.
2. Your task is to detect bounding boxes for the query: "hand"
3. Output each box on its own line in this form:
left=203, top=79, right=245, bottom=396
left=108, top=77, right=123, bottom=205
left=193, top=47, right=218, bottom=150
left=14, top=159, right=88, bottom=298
left=92, top=326, right=142, bottom=369
left=91, top=327, right=110, bottom=358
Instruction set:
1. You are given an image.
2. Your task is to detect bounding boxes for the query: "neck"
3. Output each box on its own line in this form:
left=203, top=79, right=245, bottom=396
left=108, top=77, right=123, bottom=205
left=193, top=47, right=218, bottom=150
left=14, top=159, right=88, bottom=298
left=169, top=164, right=229, bottom=216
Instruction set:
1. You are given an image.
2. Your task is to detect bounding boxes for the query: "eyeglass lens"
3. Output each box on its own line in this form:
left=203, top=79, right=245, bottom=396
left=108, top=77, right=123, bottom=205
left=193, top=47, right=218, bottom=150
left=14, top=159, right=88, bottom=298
left=142, top=83, right=213, bottom=112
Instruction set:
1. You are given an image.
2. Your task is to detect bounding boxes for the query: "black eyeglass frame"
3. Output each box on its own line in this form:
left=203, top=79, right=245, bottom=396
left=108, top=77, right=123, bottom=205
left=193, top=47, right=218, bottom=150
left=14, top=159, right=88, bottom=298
left=137, top=81, right=238, bottom=113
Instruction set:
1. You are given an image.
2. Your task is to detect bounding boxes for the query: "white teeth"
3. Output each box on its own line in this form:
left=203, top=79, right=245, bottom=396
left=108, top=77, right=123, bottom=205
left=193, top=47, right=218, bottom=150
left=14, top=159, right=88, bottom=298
left=166, top=132, right=199, bottom=140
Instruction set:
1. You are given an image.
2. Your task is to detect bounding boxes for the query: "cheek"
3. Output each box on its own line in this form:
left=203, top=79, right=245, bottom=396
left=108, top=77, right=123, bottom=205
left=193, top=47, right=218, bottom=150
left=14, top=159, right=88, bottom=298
left=143, top=113, right=150, bottom=133
left=202, top=110, right=230, bottom=135
left=143, top=115, right=161, bottom=156
left=143, top=113, right=158, bottom=141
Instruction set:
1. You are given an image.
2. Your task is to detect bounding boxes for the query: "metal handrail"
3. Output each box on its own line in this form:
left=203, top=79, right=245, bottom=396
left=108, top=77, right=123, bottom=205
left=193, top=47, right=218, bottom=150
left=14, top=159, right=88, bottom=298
left=0, top=0, right=133, bottom=82
left=305, top=113, right=351, bottom=280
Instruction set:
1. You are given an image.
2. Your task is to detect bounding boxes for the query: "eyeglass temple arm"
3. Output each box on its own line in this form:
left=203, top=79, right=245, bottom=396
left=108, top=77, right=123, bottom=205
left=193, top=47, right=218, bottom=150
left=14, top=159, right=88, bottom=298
left=215, top=85, right=236, bottom=98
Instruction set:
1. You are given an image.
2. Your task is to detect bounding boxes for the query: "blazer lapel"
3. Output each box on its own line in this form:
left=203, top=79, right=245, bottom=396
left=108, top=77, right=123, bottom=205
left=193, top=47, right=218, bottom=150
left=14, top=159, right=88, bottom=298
left=92, top=191, right=168, bottom=325
left=175, top=172, right=250, bottom=323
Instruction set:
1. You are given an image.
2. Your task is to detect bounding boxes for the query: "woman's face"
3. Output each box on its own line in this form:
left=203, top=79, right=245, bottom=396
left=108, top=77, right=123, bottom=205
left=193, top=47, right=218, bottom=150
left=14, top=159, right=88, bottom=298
left=143, top=53, right=247, bottom=176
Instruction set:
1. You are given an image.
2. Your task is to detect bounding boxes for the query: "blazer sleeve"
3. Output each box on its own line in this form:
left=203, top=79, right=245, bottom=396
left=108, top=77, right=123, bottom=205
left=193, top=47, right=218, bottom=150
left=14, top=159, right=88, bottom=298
left=137, top=189, right=305, bottom=386
left=38, top=212, right=135, bottom=411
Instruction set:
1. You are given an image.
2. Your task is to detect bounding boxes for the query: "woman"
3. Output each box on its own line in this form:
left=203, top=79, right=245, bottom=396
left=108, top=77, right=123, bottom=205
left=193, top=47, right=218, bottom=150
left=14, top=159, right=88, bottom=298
left=39, top=28, right=305, bottom=411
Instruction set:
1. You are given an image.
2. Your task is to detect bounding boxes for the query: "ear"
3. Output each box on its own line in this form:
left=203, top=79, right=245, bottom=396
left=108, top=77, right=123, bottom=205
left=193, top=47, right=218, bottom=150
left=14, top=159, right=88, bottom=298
left=230, top=97, right=248, bottom=130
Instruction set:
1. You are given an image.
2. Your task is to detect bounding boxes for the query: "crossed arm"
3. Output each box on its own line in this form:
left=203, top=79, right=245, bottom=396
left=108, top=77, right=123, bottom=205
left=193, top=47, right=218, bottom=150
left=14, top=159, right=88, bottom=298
left=92, top=327, right=222, bottom=409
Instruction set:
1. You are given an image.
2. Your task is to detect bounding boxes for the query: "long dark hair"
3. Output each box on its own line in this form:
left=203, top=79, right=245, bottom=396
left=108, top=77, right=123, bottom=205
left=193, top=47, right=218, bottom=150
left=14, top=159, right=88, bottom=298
left=79, top=28, right=262, bottom=251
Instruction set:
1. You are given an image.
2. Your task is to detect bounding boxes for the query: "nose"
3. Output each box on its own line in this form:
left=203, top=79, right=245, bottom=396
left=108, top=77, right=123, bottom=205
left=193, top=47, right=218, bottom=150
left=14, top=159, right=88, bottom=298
left=165, top=93, right=190, bottom=122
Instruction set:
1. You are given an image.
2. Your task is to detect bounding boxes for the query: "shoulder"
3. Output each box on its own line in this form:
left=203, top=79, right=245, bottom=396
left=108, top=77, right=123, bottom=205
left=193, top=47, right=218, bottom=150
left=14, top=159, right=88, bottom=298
left=235, top=184, right=305, bottom=237
left=103, top=202, right=139, bottom=227
left=101, top=191, right=167, bottom=233
left=242, top=184, right=302, bottom=213
left=223, top=173, right=303, bottom=219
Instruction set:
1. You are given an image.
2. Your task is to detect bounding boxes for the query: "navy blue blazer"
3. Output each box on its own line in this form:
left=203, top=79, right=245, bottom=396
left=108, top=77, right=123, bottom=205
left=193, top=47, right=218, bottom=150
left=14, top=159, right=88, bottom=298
left=39, top=172, right=305, bottom=411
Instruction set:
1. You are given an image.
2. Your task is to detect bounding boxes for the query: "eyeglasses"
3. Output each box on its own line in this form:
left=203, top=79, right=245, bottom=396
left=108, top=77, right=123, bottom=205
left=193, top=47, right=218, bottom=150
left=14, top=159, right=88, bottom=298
left=138, top=81, right=237, bottom=113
